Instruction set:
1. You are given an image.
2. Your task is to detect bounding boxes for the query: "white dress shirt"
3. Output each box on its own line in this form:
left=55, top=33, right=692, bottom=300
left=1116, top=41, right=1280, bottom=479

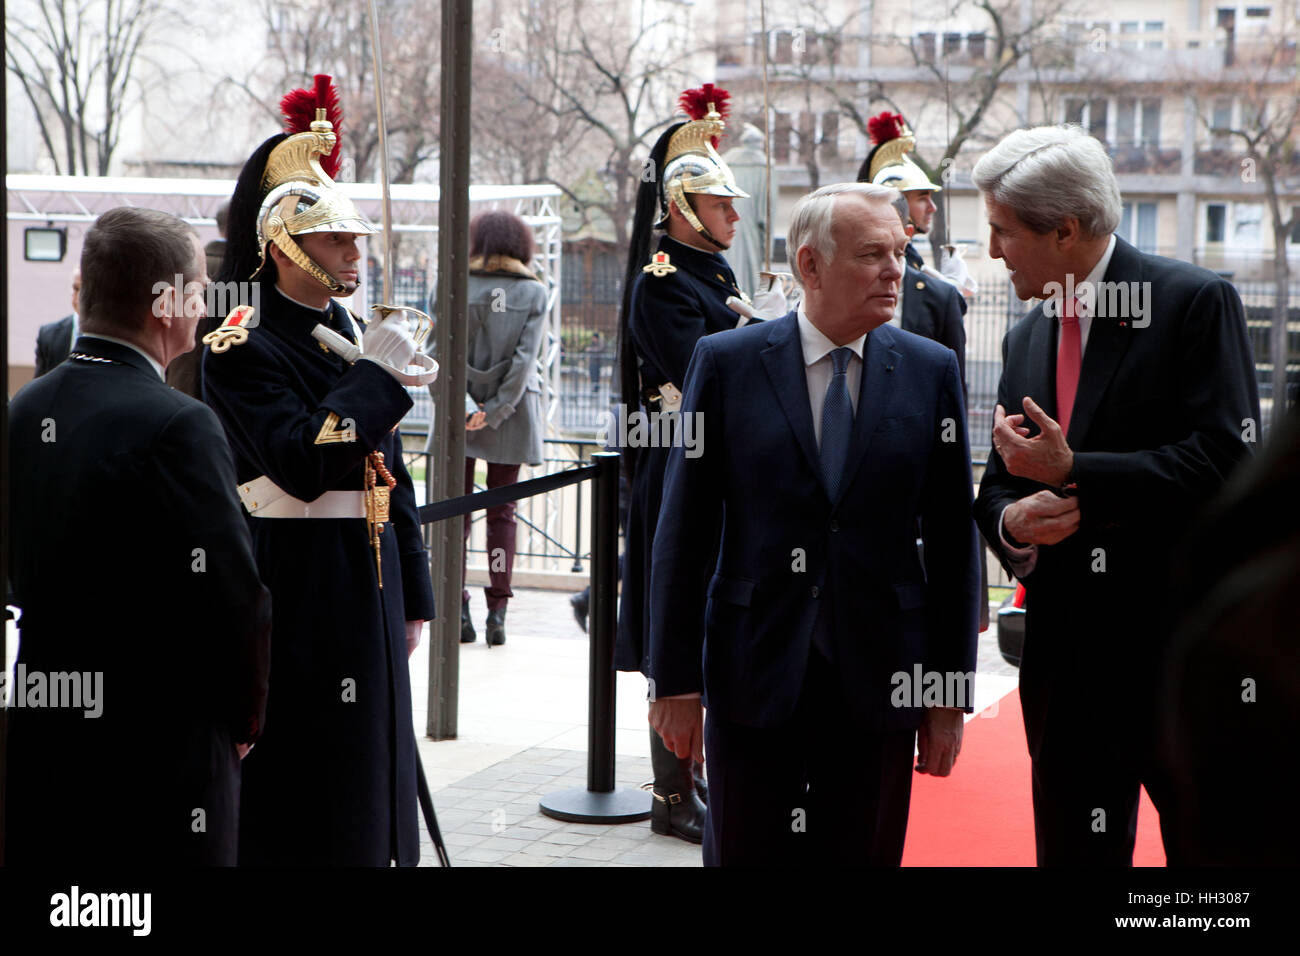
left=797, top=302, right=865, bottom=446
left=998, top=234, right=1117, bottom=575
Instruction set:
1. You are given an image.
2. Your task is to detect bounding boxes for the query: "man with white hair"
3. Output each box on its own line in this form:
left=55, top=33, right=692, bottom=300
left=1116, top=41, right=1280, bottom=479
left=647, top=182, right=981, bottom=865
left=972, top=125, right=1259, bottom=865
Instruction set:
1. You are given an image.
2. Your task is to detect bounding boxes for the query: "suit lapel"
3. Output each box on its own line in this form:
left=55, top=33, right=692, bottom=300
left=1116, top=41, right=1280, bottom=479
left=837, top=323, right=902, bottom=504
left=1021, top=307, right=1057, bottom=426
left=1065, top=238, right=1141, bottom=447
left=760, top=313, right=823, bottom=489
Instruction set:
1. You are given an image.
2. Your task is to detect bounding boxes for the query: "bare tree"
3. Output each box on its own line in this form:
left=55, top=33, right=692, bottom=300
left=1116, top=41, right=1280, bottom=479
left=1195, top=30, right=1300, bottom=429
left=755, top=0, right=1076, bottom=259
left=6, top=0, right=167, bottom=174
left=219, top=0, right=440, bottom=185
left=475, top=0, right=697, bottom=249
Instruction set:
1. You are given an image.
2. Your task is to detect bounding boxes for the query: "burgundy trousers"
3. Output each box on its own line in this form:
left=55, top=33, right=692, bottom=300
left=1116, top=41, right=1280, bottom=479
left=463, top=458, right=521, bottom=611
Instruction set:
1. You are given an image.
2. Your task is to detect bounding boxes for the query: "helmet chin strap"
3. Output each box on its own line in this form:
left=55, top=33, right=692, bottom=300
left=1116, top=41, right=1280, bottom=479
left=669, top=190, right=727, bottom=251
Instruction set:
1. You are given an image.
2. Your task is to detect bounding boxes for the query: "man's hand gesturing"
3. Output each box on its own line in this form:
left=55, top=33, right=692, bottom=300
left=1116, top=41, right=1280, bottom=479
left=993, top=397, right=1074, bottom=488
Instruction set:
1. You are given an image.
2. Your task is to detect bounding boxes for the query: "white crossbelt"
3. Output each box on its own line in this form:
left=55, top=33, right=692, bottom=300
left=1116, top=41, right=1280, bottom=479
left=237, top=474, right=367, bottom=519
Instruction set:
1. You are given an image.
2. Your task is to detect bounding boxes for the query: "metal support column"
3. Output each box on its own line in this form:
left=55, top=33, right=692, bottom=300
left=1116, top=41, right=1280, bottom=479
left=426, top=0, right=473, bottom=740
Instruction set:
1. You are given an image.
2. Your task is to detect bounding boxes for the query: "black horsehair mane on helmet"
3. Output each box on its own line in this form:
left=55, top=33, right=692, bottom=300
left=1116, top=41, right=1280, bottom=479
left=216, top=75, right=346, bottom=296
left=617, top=119, right=683, bottom=479
left=217, top=133, right=287, bottom=291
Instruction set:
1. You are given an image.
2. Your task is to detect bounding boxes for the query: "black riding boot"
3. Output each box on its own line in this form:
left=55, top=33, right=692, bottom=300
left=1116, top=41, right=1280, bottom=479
left=486, top=606, right=506, bottom=646
left=649, top=726, right=706, bottom=844
left=692, top=760, right=708, bottom=806
left=461, top=598, right=476, bottom=643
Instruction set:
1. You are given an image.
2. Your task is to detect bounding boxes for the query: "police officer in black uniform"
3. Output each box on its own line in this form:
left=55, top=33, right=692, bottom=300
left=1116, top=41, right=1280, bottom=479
left=616, top=85, right=753, bottom=844
left=200, top=76, right=438, bottom=866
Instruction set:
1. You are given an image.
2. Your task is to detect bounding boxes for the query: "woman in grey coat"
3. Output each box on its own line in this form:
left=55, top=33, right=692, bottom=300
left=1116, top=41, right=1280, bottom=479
left=455, top=211, right=549, bottom=646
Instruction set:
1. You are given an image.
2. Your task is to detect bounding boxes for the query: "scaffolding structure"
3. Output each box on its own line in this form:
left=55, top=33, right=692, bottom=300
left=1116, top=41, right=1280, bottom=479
left=5, top=175, right=566, bottom=421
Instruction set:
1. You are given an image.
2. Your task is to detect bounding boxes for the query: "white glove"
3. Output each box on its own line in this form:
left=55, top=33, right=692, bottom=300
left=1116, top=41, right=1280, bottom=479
left=360, top=313, right=418, bottom=375
left=938, top=246, right=978, bottom=297
left=750, top=282, right=789, bottom=320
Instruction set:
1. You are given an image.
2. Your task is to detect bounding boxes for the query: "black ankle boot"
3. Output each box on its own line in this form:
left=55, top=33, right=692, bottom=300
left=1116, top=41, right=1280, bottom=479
left=486, top=607, right=506, bottom=646
left=692, top=760, right=708, bottom=807
left=461, top=599, right=476, bottom=643
left=570, top=589, right=589, bottom=633
left=648, top=726, right=705, bottom=844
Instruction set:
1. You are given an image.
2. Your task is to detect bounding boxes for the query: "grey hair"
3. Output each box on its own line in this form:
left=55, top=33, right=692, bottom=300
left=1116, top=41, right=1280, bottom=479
left=787, top=182, right=901, bottom=283
left=971, top=125, right=1122, bottom=238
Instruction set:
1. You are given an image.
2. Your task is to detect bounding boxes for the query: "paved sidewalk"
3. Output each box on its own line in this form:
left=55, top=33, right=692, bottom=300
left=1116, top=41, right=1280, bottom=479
left=410, top=587, right=1017, bottom=867
left=1, top=587, right=1015, bottom=868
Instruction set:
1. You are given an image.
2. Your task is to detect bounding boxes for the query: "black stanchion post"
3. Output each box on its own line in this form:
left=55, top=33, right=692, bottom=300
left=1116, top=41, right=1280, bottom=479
left=587, top=451, right=618, bottom=791
left=538, top=452, right=651, bottom=823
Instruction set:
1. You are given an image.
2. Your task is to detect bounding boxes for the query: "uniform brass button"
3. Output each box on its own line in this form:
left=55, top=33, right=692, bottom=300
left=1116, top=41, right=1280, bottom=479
left=811, top=585, right=820, bottom=598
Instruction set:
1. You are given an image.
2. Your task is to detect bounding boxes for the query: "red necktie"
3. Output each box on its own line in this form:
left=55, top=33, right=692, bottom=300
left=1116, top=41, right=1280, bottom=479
left=1055, top=297, right=1081, bottom=437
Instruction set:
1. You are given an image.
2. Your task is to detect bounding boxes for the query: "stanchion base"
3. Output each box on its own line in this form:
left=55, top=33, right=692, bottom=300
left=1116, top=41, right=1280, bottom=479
left=538, top=787, right=652, bottom=823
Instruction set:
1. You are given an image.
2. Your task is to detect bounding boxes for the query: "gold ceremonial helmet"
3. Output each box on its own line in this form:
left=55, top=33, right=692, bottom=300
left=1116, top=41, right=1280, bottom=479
left=865, top=116, right=942, bottom=194
left=255, top=109, right=376, bottom=294
left=655, top=87, right=749, bottom=246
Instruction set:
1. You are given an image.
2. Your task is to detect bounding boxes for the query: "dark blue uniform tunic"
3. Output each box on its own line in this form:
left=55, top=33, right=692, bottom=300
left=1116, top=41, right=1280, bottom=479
left=203, top=286, right=436, bottom=866
left=616, top=235, right=747, bottom=673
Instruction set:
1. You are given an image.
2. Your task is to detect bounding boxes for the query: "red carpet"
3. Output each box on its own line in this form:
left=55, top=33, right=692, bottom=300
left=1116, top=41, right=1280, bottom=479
left=902, top=689, right=1166, bottom=866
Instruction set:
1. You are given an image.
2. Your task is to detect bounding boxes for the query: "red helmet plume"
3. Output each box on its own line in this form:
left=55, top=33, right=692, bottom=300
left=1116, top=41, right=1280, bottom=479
left=678, top=83, right=732, bottom=122
left=868, top=111, right=907, bottom=145
left=279, top=73, right=343, bottom=179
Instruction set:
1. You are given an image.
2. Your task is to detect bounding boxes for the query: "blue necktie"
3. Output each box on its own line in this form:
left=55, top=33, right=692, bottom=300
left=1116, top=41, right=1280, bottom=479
left=819, top=347, right=854, bottom=501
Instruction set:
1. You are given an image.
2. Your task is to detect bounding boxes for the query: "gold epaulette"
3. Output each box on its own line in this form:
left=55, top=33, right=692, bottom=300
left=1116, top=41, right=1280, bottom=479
left=643, top=251, right=676, bottom=276
left=202, top=305, right=256, bottom=352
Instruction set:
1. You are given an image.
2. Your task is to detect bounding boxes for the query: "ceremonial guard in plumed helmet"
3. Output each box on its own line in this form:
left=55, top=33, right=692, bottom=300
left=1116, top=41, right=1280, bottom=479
left=859, top=111, right=977, bottom=301
left=201, top=75, right=437, bottom=866
left=615, top=85, right=752, bottom=844
left=859, top=112, right=990, bottom=631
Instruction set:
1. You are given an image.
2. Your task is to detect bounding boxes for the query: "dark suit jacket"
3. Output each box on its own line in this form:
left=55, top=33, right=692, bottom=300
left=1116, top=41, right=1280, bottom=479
left=901, top=265, right=967, bottom=394
left=973, top=237, right=1259, bottom=752
left=34, top=314, right=75, bottom=377
left=647, top=313, right=980, bottom=731
left=6, top=336, right=271, bottom=865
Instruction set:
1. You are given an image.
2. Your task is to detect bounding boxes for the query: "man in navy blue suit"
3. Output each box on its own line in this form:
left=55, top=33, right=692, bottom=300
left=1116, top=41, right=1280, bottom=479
left=647, top=182, right=981, bottom=866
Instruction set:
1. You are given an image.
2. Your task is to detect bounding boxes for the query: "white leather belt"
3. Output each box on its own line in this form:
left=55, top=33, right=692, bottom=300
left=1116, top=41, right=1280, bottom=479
left=237, top=475, right=367, bottom=519
left=657, top=382, right=683, bottom=413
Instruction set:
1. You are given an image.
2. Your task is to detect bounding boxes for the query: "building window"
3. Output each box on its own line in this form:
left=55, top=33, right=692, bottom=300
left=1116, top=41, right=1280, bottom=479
left=968, top=32, right=986, bottom=60
left=1117, top=99, right=1137, bottom=146
left=821, top=111, right=839, bottom=159
left=1211, top=98, right=1234, bottom=148
left=1206, top=204, right=1227, bottom=243
left=916, top=32, right=936, bottom=63
left=1120, top=201, right=1158, bottom=253
left=775, top=30, right=794, bottom=64
left=1234, top=203, right=1263, bottom=248
left=1088, top=98, right=1108, bottom=142
left=1141, top=98, right=1161, bottom=147
left=774, top=111, right=791, bottom=162
left=1063, top=97, right=1107, bottom=141
left=944, top=32, right=962, bottom=57
left=1289, top=206, right=1300, bottom=245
